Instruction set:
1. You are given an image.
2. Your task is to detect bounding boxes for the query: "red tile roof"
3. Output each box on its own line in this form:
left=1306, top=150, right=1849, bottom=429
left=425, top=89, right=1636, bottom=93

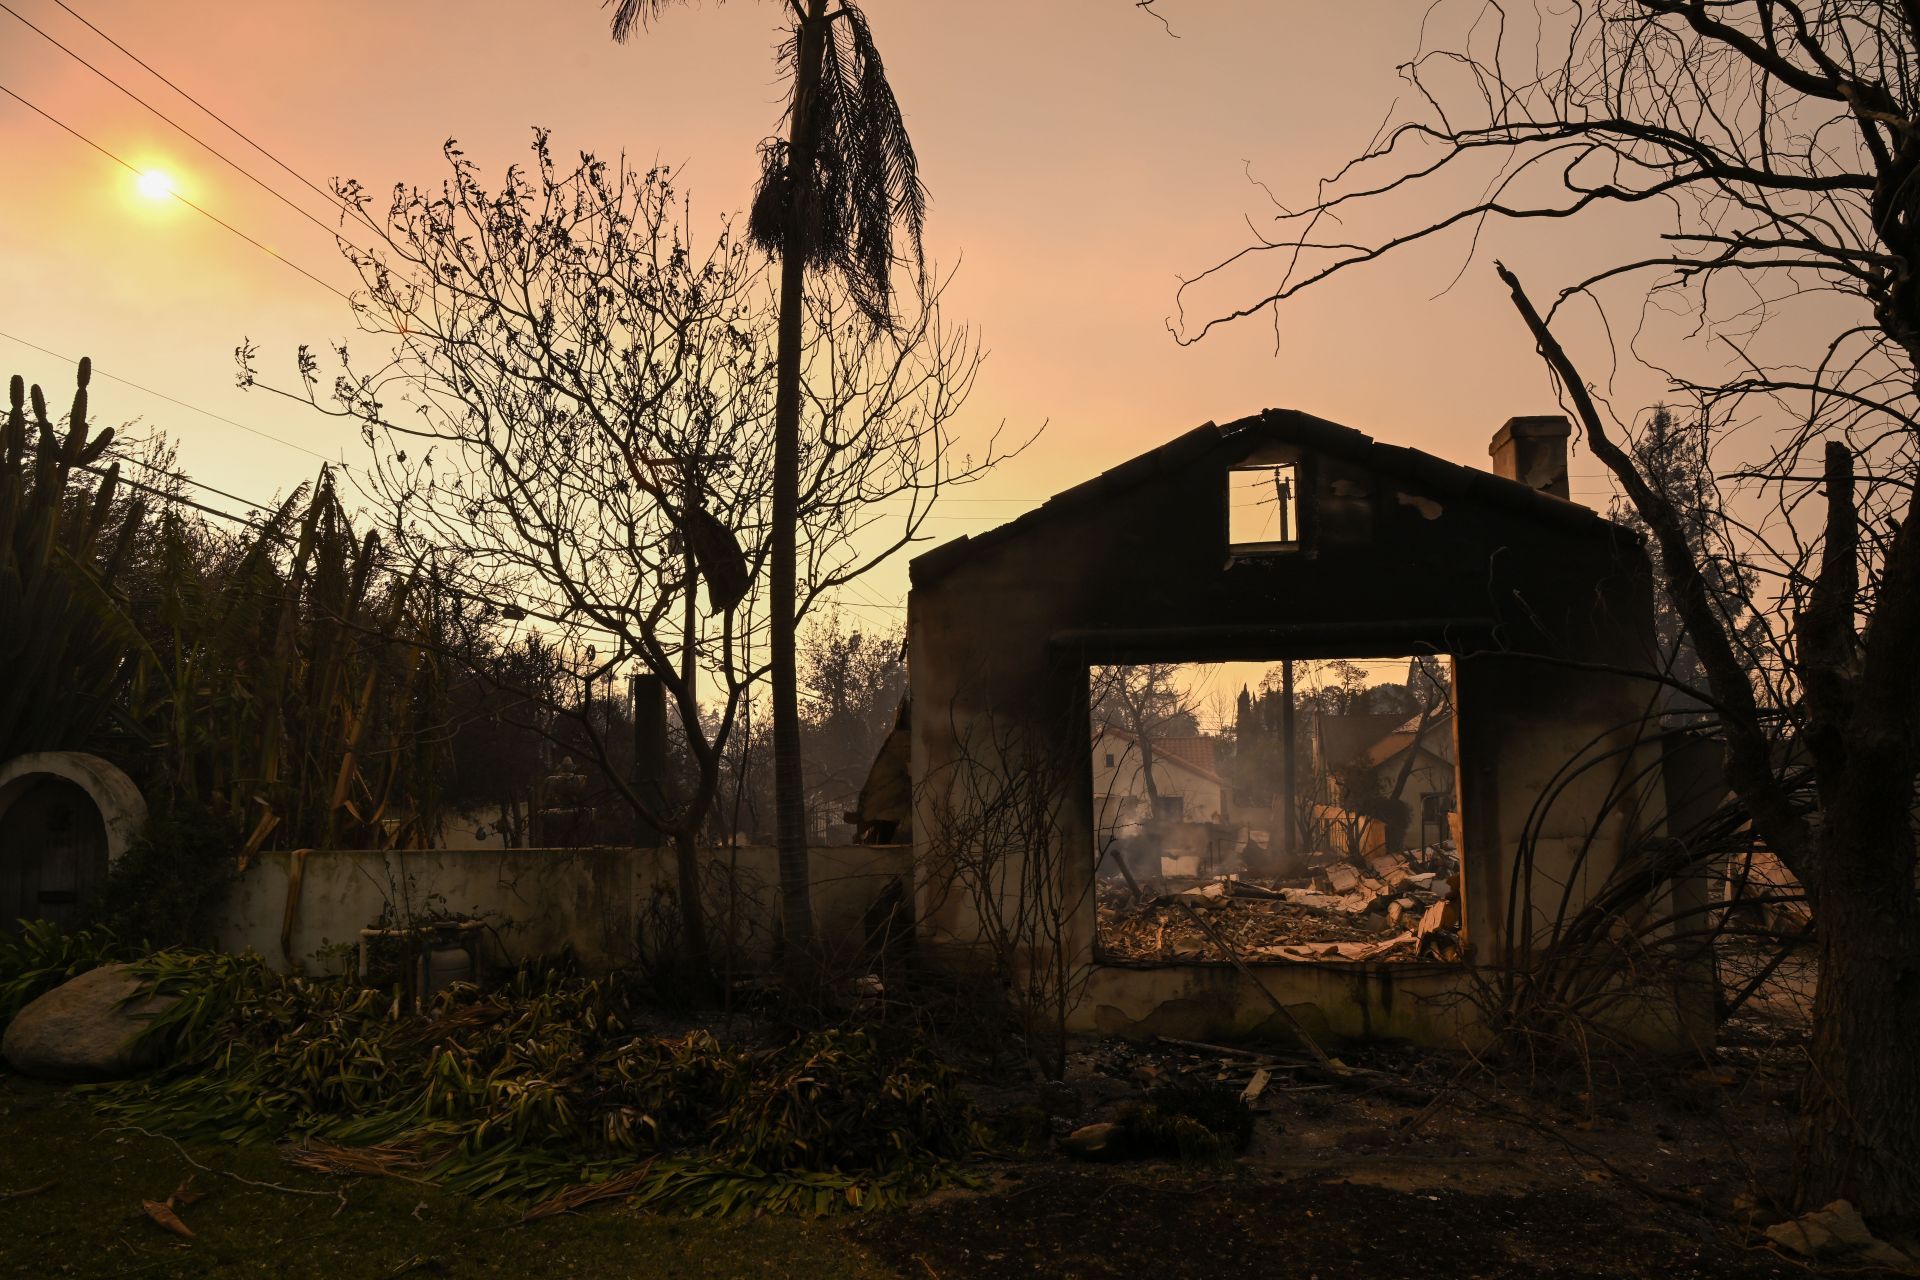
left=1094, top=724, right=1229, bottom=787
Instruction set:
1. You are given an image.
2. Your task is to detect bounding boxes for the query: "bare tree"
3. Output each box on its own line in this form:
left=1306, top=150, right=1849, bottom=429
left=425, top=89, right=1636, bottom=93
left=1091, top=662, right=1200, bottom=813
left=243, top=134, right=997, bottom=977
left=1174, top=1, right=1920, bottom=1216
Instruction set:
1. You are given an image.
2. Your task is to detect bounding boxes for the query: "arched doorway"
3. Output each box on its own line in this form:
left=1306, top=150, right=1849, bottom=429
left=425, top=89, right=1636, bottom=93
left=0, top=753, right=146, bottom=935
left=0, top=778, right=109, bottom=930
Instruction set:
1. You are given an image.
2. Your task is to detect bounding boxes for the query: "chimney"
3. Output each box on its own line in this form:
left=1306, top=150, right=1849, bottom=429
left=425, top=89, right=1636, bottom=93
left=1489, top=415, right=1571, bottom=500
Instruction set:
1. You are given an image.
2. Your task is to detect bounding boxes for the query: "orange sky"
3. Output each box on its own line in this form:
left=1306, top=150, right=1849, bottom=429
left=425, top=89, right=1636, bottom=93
left=2, top=1, right=1670, bottom=627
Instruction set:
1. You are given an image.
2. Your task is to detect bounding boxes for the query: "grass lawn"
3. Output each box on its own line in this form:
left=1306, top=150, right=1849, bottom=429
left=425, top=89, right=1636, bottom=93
left=0, top=1076, right=890, bottom=1279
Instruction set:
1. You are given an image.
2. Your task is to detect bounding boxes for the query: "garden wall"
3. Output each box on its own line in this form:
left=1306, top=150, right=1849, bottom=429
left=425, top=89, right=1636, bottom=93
left=211, top=844, right=913, bottom=976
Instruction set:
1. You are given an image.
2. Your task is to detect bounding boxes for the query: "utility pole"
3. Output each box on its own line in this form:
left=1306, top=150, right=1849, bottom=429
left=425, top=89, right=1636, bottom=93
left=682, top=466, right=699, bottom=708
left=583, top=645, right=596, bottom=728
left=1271, top=467, right=1293, bottom=542
left=630, top=670, right=666, bottom=849
left=1280, top=658, right=1297, bottom=859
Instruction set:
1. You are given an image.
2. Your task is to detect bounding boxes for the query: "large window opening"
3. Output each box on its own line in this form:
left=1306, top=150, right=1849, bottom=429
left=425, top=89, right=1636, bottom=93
left=1092, top=656, right=1461, bottom=964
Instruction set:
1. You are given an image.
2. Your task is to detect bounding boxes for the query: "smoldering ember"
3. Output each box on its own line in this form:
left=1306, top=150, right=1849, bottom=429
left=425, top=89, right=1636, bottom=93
left=3, top=4, right=1919, bottom=1279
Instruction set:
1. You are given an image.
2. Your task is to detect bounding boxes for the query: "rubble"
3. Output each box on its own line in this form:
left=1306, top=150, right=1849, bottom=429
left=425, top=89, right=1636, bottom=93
left=1097, top=843, right=1462, bottom=964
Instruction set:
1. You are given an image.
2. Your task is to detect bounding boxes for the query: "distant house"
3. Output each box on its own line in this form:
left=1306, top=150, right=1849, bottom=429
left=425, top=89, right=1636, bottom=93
left=1091, top=724, right=1228, bottom=838
left=1361, top=709, right=1457, bottom=848
left=1308, top=711, right=1411, bottom=782
left=1310, top=707, right=1457, bottom=851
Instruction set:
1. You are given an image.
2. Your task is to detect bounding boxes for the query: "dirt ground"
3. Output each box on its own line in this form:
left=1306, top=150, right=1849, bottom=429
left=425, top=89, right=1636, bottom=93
left=0, top=1055, right=1822, bottom=1280
left=846, top=1022, right=1815, bottom=1279
left=853, top=942, right=1908, bottom=1280
left=4, top=942, right=1908, bottom=1280
left=858, top=1171, right=1798, bottom=1279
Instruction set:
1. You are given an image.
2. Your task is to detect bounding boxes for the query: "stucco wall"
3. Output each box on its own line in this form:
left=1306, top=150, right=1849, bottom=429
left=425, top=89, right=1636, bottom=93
left=212, top=843, right=912, bottom=975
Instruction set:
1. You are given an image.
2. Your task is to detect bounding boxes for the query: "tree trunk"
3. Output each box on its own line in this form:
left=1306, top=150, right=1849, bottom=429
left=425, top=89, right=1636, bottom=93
left=1137, top=734, right=1161, bottom=807
left=770, top=1, right=829, bottom=952
left=1797, top=749, right=1920, bottom=1221
left=671, top=827, right=713, bottom=980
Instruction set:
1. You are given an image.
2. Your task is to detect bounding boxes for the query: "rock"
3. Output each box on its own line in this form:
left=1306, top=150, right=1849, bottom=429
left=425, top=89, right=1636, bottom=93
left=1060, top=1121, right=1123, bottom=1159
left=1764, top=1201, right=1916, bottom=1272
left=1815, top=1200, right=1878, bottom=1251
left=2, top=963, right=178, bottom=1081
left=1764, top=1216, right=1837, bottom=1258
left=1863, top=1239, right=1918, bottom=1271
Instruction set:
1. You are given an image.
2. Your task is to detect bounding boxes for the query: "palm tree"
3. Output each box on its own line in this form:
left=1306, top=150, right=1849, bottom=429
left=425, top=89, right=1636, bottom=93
left=605, top=0, right=926, bottom=950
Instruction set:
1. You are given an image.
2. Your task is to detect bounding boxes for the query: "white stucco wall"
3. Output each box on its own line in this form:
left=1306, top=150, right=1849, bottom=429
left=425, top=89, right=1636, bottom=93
left=211, top=843, right=913, bottom=975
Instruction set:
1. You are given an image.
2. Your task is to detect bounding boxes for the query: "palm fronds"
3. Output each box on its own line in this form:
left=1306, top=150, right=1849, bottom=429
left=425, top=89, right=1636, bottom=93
left=603, top=0, right=704, bottom=43
left=751, top=1, right=927, bottom=327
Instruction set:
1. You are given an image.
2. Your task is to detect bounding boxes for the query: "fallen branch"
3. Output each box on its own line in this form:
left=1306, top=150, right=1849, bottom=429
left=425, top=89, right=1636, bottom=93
left=1287, top=1062, right=1435, bottom=1108
left=0, top=1180, right=55, bottom=1200
left=1163, top=895, right=1334, bottom=1068
left=1154, top=1036, right=1285, bottom=1061
left=101, top=1125, right=341, bottom=1201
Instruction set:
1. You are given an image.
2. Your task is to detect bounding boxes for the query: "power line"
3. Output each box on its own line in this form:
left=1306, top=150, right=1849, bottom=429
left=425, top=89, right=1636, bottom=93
left=54, top=443, right=634, bottom=645
left=50, top=443, right=289, bottom=538
left=0, top=1, right=361, bottom=249
left=0, top=328, right=341, bottom=464
left=107, top=444, right=296, bottom=518
left=48, top=0, right=350, bottom=215
left=0, top=336, right=922, bottom=634
left=3, top=345, right=627, bottom=642
left=0, top=81, right=353, bottom=302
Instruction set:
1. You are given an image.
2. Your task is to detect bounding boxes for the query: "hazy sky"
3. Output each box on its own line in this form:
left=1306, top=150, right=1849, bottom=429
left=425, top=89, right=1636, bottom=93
left=2, top=1, right=1651, bottom=629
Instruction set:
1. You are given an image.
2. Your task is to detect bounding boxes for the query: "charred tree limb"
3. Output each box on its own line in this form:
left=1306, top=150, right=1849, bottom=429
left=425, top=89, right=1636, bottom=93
left=1495, top=260, right=1815, bottom=885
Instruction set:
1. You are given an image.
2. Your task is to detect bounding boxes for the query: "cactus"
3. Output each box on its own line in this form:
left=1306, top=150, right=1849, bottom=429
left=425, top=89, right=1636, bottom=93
left=0, top=359, right=146, bottom=758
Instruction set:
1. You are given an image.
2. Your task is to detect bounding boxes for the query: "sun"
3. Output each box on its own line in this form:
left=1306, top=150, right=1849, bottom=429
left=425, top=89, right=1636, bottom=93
left=136, top=169, right=175, bottom=201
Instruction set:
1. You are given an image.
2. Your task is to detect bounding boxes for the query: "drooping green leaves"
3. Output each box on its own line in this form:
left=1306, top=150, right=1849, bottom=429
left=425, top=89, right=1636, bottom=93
left=93, top=954, right=977, bottom=1214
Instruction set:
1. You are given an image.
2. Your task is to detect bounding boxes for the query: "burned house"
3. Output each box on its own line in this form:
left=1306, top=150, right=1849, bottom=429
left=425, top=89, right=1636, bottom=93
left=908, top=409, right=1706, bottom=1047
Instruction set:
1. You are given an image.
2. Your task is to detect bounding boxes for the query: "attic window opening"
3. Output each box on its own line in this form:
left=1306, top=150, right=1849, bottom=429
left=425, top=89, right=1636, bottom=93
left=1229, top=464, right=1300, bottom=552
